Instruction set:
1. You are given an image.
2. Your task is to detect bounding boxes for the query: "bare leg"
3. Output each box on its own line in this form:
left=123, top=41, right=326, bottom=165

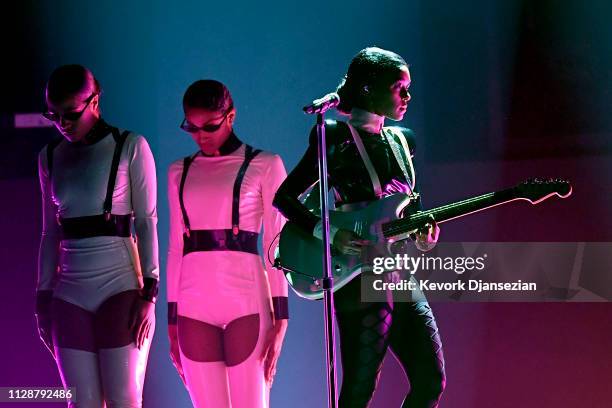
left=226, top=313, right=269, bottom=408
left=95, top=290, right=155, bottom=408
left=178, top=315, right=230, bottom=408
left=51, top=298, right=104, bottom=408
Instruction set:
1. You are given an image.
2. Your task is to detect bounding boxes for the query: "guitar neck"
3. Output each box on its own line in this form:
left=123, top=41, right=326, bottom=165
left=382, top=188, right=518, bottom=239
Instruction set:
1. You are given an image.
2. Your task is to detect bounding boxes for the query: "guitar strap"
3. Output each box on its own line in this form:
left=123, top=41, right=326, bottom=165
left=382, top=127, right=415, bottom=193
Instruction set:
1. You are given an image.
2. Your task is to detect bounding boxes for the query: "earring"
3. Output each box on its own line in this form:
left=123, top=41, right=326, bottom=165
left=362, top=85, right=370, bottom=94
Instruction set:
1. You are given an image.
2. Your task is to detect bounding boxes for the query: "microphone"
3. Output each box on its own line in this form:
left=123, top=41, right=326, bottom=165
left=303, top=92, right=340, bottom=114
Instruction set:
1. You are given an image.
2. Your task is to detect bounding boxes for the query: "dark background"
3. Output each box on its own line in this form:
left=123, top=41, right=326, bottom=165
left=1, top=1, right=611, bottom=407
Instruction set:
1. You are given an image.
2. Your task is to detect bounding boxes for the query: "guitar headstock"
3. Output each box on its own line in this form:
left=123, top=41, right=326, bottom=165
left=515, top=178, right=573, bottom=204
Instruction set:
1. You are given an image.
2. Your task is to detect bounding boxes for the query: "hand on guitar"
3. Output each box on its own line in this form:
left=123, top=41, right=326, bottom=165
left=410, top=215, right=439, bottom=252
left=333, top=229, right=370, bottom=255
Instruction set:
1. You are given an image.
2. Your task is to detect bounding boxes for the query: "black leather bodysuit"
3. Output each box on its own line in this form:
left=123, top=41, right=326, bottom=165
left=273, top=120, right=418, bottom=233
left=273, top=117, right=446, bottom=408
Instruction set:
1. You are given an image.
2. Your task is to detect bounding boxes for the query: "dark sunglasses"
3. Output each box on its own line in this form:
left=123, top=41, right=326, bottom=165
left=180, top=106, right=233, bottom=133
left=42, top=93, right=98, bottom=123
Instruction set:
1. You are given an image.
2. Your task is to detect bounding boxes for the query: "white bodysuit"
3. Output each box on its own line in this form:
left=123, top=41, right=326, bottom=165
left=37, top=120, right=158, bottom=408
left=38, top=126, right=159, bottom=303
left=166, top=138, right=287, bottom=408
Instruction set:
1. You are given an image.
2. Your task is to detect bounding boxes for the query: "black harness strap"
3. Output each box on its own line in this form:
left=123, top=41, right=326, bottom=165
left=179, top=144, right=261, bottom=253
left=179, top=153, right=198, bottom=236
left=232, top=145, right=261, bottom=236
left=51, top=126, right=135, bottom=239
left=60, top=213, right=132, bottom=239
left=183, top=229, right=259, bottom=256
left=103, top=128, right=130, bottom=220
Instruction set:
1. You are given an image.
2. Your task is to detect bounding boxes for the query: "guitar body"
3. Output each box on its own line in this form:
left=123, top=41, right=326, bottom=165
left=277, top=194, right=415, bottom=300
left=276, top=178, right=572, bottom=300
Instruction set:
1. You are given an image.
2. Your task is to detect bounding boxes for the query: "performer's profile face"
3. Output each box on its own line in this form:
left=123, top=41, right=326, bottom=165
left=45, top=92, right=99, bottom=142
left=183, top=106, right=235, bottom=155
left=370, top=65, right=411, bottom=121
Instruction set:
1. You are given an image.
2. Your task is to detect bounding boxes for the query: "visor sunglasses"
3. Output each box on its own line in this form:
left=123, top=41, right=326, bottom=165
left=180, top=105, right=233, bottom=133
left=42, top=93, right=97, bottom=122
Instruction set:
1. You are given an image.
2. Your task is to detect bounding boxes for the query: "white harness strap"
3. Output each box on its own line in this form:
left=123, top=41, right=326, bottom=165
left=346, top=122, right=383, bottom=198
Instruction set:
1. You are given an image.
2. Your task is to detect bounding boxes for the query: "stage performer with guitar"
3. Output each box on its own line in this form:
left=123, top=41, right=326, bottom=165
left=274, top=47, right=445, bottom=407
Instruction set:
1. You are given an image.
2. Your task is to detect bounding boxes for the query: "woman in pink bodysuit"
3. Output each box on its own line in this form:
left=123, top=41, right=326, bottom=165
left=166, top=80, right=289, bottom=407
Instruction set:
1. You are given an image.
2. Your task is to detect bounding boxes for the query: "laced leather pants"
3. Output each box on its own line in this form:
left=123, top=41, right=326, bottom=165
left=334, top=277, right=446, bottom=408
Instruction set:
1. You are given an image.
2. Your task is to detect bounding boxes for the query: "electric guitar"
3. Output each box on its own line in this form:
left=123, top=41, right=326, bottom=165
left=275, top=178, right=572, bottom=300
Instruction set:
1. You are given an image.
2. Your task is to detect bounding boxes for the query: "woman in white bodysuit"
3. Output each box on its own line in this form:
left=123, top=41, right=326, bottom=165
left=166, top=79, right=289, bottom=407
left=35, top=64, right=158, bottom=408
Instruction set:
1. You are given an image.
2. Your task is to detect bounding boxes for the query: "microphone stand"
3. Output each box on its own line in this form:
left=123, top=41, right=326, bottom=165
left=312, top=110, right=338, bottom=408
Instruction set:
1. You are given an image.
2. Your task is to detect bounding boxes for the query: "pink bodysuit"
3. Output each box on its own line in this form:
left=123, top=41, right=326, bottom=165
left=166, top=134, right=288, bottom=408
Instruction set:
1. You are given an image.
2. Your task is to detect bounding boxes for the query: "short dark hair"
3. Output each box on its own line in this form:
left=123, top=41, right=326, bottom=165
left=45, top=64, right=101, bottom=104
left=336, top=47, right=408, bottom=114
left=183, top=79, right=233, bottom=112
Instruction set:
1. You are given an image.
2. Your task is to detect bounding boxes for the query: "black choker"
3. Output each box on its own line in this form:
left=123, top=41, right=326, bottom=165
left=200, top=132, right=243, bottom=157
left=81, top=119, right=112, bottom=145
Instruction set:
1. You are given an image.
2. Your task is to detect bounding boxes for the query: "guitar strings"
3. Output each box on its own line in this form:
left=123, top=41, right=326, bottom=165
left=382, top=191, right=499, bottom=237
